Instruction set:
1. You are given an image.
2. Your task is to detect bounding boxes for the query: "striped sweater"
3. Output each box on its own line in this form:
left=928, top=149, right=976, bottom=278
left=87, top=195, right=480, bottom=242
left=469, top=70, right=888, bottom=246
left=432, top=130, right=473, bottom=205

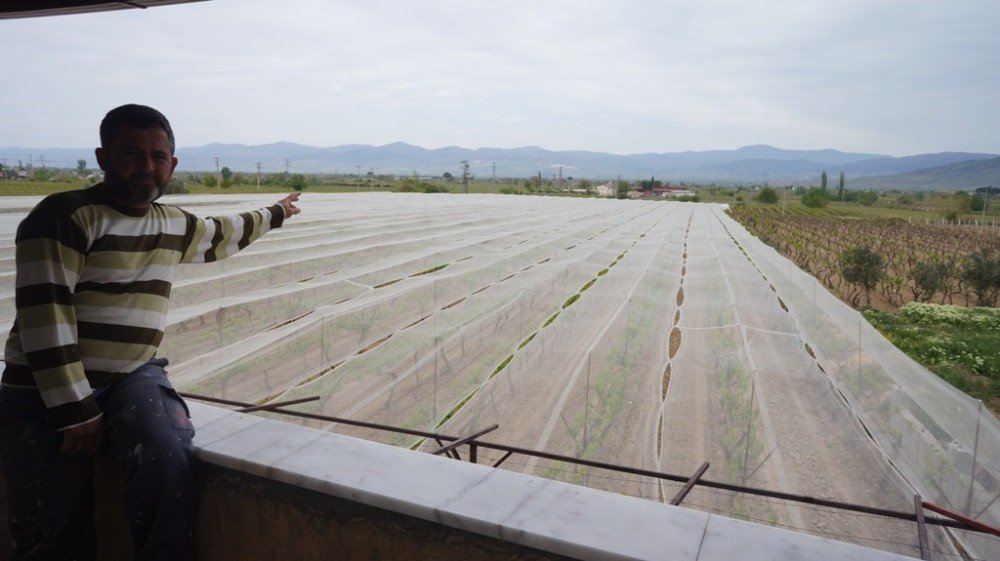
left=2, top=184, right=285, bottom=429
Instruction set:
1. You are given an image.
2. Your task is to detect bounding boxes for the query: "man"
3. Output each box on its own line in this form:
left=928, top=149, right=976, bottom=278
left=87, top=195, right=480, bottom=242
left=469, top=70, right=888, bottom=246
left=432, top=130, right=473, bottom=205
left=0, top=104, right=301, bottom=560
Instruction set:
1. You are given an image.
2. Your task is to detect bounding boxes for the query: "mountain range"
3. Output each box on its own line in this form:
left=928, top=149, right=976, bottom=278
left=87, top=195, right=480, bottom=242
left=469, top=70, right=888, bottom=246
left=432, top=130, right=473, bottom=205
left=2, top=143, right=997, bottom=191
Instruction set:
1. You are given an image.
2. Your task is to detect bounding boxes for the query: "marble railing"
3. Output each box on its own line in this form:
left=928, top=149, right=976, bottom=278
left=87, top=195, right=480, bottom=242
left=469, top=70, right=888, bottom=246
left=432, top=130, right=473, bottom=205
left=0, top=402, right=918, bottom=560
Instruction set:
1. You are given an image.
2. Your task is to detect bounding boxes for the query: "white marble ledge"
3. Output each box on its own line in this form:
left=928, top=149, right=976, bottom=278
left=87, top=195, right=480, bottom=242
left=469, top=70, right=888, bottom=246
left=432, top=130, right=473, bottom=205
left=190, top=402, right=914, bottom=561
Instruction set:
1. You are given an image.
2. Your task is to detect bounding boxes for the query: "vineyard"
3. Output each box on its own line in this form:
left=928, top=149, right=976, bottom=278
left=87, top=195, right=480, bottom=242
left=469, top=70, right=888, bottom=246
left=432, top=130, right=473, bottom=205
left=0, top=193, right=996, bottom=559
left=729, top=204, right=1000, bottom=310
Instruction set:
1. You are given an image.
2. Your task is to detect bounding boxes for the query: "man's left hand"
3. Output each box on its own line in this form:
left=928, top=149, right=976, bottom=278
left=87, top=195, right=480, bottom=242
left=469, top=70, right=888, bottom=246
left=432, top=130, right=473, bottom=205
left=278, top=192, right=301, bottom=218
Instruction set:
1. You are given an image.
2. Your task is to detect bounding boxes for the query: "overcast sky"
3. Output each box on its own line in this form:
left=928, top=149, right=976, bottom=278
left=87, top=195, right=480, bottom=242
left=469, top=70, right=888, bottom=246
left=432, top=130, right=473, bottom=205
left=2, top=0, right=998, bottom=157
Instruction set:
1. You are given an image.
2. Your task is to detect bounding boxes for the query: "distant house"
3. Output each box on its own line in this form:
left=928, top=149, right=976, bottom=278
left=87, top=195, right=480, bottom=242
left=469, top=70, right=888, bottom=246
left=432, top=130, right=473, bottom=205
left=596, top=182, right=615, bottom=197
left=649, top=187, right=695, bottom=198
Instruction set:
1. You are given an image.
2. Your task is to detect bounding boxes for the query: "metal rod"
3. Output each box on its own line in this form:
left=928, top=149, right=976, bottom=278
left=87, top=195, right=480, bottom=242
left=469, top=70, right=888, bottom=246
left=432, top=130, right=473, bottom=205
left=922, top=501, right=1000, bottom=537
left=914, top=495, right=930, bottom=561
left=671, top=462, right=710, bottom=506
left=180, top=392, right=988, bottom=534
left=492, top=451, right=514, bottom=468
left=236, top=396, right=320, bottom=413
left=182, top=392, right=450, bottom=441
left=431, top=425, right=499, bottom=456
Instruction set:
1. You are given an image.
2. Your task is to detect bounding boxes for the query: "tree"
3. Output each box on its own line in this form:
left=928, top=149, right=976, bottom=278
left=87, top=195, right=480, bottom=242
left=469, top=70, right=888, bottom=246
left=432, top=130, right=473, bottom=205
left=837, top=172, right=845, bottom=201
left=616, top=181, right=630, bottom=199
left=755, top=186, right=779, bottom=204
left=76, top=159, right=87, bottom=177
left=910, top=260, right=950, bottom=303
left=820, top=170, right=828, bottom=193
left=443, top=171, right=454, bottom=182
left=578, top=179, right=593, bottom=195
left=961, top=248, right=1000, bottom=306
left=801, top=187, right=829, bottom=208
left=218, top=166, right=233, bottom=189
left=840, top=245, right=884, bottom=309
left=639, top=178, right=662, bottom=191
left=952, top=191, right=971, bottom=213
left=203, top=174, right=217, bottom=188
left=858, top=191, right=878, bottom=206
left=970, top=194, right=986, bottom=212
left=289, top=173, right=308, bottom=191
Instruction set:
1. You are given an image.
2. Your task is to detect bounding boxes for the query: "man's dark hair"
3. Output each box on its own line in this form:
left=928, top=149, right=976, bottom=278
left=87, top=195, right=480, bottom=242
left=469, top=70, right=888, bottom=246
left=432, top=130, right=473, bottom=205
left=100, top=104, right=176, bottom=154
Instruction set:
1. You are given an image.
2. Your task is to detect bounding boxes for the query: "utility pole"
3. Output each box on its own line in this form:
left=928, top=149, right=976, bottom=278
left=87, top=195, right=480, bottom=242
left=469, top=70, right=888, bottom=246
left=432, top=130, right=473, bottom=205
left=460, top=160, right=470, bottom=194
left=255, top=162, right=262, bottom=191
left=214, top=157, right=220, bottom=191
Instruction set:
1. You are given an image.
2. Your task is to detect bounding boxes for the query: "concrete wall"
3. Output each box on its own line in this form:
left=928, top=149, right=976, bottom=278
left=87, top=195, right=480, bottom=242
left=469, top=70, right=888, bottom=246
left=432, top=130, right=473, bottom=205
left=0, top=458, right=573, bottom=561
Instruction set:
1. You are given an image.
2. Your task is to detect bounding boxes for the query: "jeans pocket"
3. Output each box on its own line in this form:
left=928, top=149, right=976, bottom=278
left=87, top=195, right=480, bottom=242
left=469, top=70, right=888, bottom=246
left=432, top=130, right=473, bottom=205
left=159, top=385, right=195, bottom=434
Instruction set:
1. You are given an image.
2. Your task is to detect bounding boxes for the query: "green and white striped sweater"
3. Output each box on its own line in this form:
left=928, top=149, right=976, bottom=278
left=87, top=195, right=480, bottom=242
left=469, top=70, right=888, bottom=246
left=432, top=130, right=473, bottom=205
left=2, top=184, right=285, bottom=429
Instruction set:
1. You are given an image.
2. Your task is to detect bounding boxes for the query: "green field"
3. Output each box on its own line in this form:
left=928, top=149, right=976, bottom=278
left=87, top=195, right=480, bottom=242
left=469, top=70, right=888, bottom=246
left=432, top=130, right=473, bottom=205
left=864, top=304, right=1000, bottom=414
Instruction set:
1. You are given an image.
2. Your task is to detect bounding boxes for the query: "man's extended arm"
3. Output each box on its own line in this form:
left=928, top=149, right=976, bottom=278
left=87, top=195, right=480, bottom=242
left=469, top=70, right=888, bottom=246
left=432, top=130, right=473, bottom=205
left=179, top=193, right=300, bottom=264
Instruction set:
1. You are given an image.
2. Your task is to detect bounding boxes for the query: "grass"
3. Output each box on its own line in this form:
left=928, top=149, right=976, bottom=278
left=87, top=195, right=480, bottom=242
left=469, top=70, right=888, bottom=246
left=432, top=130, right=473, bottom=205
left=863, top=303, right=1000, bottom=415
left=0, top=179, right=90, bottom=196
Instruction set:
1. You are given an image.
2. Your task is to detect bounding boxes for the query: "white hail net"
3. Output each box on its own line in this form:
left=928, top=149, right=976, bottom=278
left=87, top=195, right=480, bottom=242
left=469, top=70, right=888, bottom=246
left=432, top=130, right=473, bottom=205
left=0, top=193, right=995, bottom=560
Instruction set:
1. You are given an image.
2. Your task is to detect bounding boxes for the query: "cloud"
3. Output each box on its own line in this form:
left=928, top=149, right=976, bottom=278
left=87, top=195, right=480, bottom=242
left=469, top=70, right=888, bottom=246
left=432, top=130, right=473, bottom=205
left=1, top=0, right=997, bottom=156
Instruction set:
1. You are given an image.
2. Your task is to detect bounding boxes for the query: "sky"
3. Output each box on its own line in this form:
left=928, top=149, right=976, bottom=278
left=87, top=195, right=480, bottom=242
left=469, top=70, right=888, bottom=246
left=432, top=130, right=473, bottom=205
left=2, top=0, right=998, bottom=157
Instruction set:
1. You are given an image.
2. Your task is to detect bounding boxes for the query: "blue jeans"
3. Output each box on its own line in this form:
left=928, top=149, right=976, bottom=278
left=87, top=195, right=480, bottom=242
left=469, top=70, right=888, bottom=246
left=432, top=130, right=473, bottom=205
left=0, top=358, right=197, bottom=561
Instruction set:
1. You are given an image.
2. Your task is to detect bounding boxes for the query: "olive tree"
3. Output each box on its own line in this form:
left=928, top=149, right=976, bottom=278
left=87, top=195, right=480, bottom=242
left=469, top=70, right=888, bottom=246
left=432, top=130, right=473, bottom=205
left=840, top=245, right=884, bottom=309
left=961, top=248, right=1000, bottom=306
left=910, top=260, right=951, bottom=303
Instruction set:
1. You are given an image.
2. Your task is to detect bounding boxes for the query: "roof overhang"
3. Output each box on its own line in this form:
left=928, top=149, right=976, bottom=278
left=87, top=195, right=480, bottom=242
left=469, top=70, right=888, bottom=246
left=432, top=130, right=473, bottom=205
left=0, top=0, right=209, bottom=20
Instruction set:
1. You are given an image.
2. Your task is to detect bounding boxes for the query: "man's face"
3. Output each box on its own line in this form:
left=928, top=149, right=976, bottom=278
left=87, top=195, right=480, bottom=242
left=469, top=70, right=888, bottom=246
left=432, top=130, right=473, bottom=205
left=95, top=126, right=178, bottom=208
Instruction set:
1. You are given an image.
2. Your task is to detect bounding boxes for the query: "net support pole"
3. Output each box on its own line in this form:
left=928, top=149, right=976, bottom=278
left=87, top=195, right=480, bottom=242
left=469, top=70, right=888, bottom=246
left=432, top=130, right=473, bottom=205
left=963, top=400, right=983, bottom=516
left=914, top=495, right=930, bottom=561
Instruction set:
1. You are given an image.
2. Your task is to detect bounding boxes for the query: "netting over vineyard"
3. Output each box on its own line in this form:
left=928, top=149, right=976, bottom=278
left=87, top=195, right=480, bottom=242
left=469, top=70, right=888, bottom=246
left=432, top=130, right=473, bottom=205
left=0, top=194, right=995, bottom=559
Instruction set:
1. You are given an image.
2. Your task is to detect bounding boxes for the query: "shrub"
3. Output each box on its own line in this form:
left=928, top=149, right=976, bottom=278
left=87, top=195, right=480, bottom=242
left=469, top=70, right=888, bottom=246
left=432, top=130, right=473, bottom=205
left=857, top=191, right=878, bottom=206
left=164, top=178, right=188, bottom=195
left=755, top=187, right=779, bottom=204
left=801, top=188, right=829, bottom=208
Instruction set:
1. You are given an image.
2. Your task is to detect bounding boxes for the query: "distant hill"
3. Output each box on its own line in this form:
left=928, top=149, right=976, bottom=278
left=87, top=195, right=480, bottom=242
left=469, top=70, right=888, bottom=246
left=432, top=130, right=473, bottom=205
left=851, top=156, right=1000, bottom=191
left=1, top=142, right=996, bottom=189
